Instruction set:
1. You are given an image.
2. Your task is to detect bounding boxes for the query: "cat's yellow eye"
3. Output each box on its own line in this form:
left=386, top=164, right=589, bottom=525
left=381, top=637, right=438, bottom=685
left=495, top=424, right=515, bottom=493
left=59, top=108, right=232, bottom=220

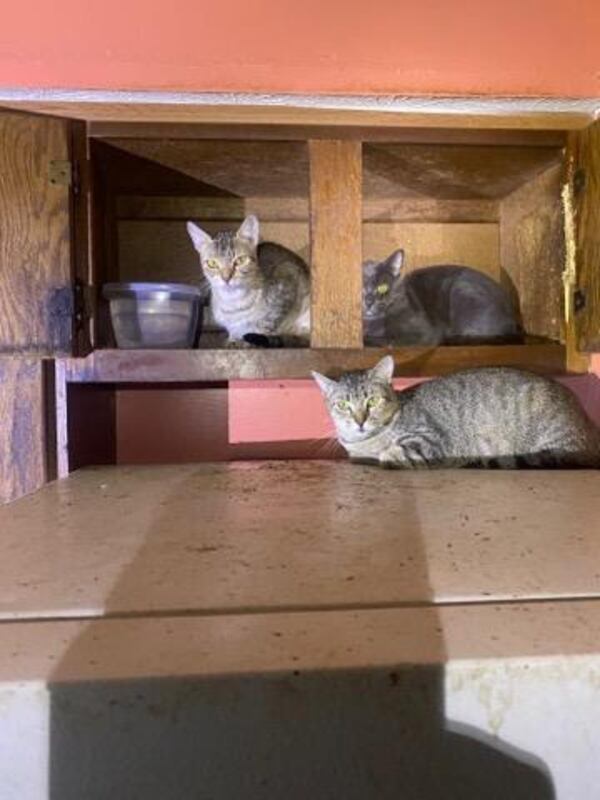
left=205, top=259, right=220, bottom=271
left=233, top=256, right=250, bottom=268
left=376, top=283, right=389, bottom=296
left=335, top=400, right=350, bottom=412
left=366, top=396, right=381, bottom=409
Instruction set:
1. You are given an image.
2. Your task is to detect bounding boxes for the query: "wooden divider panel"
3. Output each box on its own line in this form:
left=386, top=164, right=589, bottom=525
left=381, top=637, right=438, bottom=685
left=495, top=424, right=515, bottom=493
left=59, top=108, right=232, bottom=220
left=567, top=119, right=600, bottom=352
left=500, top=165, right=564, bottom=342
left=309, top=140, right=362, bottom=348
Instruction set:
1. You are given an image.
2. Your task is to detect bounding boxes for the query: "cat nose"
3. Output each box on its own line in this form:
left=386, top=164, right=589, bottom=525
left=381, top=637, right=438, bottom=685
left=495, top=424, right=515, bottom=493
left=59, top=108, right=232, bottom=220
left=353, top=411, right=367, bottom=428
left=222, top=272, right=233, bottom=284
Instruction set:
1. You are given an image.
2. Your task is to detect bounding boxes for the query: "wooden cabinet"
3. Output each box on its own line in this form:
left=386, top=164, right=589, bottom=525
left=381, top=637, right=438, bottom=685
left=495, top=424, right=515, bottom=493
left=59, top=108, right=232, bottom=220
left=2, top=107, right=600, bottom=373
left=1, top=101, right=600, bottom=497
left=88, top=128, right=568, bottom=365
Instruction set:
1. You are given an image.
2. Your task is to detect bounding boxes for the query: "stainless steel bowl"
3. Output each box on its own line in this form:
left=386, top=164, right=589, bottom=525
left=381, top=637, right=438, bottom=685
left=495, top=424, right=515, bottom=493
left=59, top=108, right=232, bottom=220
left=103, top=282, right=203, bottom=349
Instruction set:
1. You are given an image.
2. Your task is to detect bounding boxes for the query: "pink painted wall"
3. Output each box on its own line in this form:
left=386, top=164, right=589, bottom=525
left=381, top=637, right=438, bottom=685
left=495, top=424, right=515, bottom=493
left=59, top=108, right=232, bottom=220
left=228, top=379, right=426, bottom=444
left=1, top=0, right=599, bottom=96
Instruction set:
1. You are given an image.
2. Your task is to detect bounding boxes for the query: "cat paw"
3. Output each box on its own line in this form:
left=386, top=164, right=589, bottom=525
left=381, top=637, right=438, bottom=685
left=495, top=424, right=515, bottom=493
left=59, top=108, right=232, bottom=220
left=225, top=339, right=252, bottom=349
left=243, top=333, right=282, bottom=348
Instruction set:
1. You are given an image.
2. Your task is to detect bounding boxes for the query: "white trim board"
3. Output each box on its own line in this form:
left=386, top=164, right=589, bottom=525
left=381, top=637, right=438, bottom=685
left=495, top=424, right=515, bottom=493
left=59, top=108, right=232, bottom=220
left=0, top=88, right=598, bottom=116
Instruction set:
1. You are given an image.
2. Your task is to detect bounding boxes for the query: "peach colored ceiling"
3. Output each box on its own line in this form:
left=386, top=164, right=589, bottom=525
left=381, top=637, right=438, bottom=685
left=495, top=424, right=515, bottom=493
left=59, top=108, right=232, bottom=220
left=0, top=0, right=598, bottom=96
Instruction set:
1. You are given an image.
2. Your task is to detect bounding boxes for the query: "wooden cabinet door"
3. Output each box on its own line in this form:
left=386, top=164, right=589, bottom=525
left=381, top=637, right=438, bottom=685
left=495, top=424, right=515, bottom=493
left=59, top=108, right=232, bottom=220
left=567, top=118, right=600, bottom=353
left=0, top=110, right=89, bottom=356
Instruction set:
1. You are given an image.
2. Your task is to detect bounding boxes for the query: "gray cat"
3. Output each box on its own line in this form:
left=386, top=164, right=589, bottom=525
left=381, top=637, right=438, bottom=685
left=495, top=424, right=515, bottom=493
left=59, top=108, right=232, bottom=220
left=187, top=215, right=310, bottom=346
left=363, top=250, right=523, bottom=346
left=313, top=356, right=600, bottom=469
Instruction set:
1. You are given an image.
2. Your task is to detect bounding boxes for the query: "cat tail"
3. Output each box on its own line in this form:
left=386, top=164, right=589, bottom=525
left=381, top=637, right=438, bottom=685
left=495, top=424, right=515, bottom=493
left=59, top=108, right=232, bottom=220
left=243, top=333, right=308, bottom=348
left=443, top=330, right=525, bottom=345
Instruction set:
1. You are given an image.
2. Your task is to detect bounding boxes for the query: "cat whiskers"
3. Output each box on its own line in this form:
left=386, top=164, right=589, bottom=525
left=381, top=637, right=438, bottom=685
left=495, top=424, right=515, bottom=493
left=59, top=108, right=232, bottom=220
left=310, top=437, right=341, bottom=458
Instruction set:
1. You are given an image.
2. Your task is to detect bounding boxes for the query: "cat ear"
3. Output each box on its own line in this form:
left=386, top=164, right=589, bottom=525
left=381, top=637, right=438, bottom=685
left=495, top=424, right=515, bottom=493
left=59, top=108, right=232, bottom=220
left=311, top=371, right=338, bottom=397
left=369, top=355, right=395, bottom=384
left=387, top=249, right=405, bottom=277
left=237, top=215, right=260, bottom=248
left=187, top=222, right=213, bottom=253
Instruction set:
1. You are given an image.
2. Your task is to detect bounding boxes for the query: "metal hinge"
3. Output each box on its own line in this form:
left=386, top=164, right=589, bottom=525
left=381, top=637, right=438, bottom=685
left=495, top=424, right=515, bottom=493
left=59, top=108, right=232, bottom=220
left=73, top=281, right=84, bottom=329
left=48, top=160, right=72, bottom=187
left=73, top=280, right=92, bottom=330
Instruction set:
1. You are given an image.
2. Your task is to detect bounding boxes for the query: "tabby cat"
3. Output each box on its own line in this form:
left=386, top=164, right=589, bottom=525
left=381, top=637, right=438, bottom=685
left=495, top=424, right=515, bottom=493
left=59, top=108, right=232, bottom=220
left=363, top=250, right=522, bottom=346
left=313, top=356, right=600, bottom=469
left=187, top=215, right=310, bottom=346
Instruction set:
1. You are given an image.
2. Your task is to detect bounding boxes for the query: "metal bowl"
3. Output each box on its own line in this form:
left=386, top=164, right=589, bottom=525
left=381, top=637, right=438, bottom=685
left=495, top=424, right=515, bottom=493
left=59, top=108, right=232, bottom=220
left=103, top=282, right=203, bottom=349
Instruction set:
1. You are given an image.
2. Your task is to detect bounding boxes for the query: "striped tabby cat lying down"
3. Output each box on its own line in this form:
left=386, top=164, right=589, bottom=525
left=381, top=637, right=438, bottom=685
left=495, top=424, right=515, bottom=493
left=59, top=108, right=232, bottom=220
left=313, top=357, right=600, bottom=469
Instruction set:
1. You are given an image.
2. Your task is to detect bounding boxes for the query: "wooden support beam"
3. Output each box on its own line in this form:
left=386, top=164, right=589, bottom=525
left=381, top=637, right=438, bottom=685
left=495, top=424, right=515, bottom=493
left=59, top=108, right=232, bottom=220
left=88, top=122, right=567, bottom=146
left=0, top=358, right=50, bottom=504
left=566, top=119, right=600, bottom=353
left=62, top=344, right=569, bottom=384
left=309, top=140, right=362, bottom=348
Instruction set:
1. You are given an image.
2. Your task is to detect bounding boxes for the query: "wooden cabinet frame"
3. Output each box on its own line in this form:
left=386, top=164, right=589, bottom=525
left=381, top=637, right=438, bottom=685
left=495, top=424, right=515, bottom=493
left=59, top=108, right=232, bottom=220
left=1, top=100, right=599, bottom=498
left=566, top=119, right=600, bottom=354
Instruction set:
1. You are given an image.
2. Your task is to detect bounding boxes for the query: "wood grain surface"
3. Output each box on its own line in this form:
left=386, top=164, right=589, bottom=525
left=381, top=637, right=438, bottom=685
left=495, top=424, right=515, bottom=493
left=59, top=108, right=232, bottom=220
left=0, top=358, right=48, bottom=504
left=63, top=343, right=569, bottom=383
left=309, top=140, right=363, bottom=347
left=500, top=165, right=564, bottom=342
left=567, top=119, right=600, bottom=352
left=0, top=111, right=73, bottom=355
left=0, top=101, right=593, bottom=130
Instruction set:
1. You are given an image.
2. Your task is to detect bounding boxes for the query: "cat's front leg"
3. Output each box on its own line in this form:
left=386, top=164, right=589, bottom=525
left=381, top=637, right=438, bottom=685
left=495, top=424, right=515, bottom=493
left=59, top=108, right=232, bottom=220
left=378, top=449, right=409, bottom=469
left=379, top=443, right=435, bottom=469
left=225, top=338, right=252, bottom=349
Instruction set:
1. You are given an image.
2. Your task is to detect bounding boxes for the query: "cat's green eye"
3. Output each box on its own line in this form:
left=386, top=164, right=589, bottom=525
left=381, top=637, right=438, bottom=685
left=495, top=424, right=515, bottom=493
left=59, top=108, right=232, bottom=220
left=335, top=400, right=350, bottom=412
left=376, top=283, right=389, bottom=296
left=366, top=396, right=381, bottom=409
left=205, top=259, right=220, bottom=271
left=233, top=255, right=250, bottom=268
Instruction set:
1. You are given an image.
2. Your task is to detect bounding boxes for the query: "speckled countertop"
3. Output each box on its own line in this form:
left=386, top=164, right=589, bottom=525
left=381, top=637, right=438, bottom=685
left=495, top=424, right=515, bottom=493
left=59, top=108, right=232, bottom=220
left=1, top=461, right=599, bottom=620
left=1, top=461, right=600, bottom=683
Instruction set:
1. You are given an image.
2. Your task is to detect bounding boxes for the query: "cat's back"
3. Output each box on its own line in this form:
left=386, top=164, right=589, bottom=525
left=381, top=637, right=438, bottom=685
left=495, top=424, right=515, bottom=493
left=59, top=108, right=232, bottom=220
left=392, top=367, right=599, bottom=465
left=256, top=241, right=310, bottom=337
left=258, top=241, right=309, bottom=281
left=405, top=367, right=598, bottom=447
left=410, top=368, right=572, bottom=412
left=403, top=264, right=509, bottom=300
left=400, top=265, right=520, bottom=342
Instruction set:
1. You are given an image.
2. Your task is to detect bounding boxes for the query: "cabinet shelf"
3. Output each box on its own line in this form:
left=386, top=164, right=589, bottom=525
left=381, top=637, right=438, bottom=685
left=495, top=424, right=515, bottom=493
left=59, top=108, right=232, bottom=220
left=63, top=343, right=567, bottom=383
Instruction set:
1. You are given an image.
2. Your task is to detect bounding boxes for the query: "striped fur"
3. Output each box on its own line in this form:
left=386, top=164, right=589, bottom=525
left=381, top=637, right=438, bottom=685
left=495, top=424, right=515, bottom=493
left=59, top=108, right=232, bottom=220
left=313, top=357, right=600, bottom=469
left=187, top=215, right=310, bottom=346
